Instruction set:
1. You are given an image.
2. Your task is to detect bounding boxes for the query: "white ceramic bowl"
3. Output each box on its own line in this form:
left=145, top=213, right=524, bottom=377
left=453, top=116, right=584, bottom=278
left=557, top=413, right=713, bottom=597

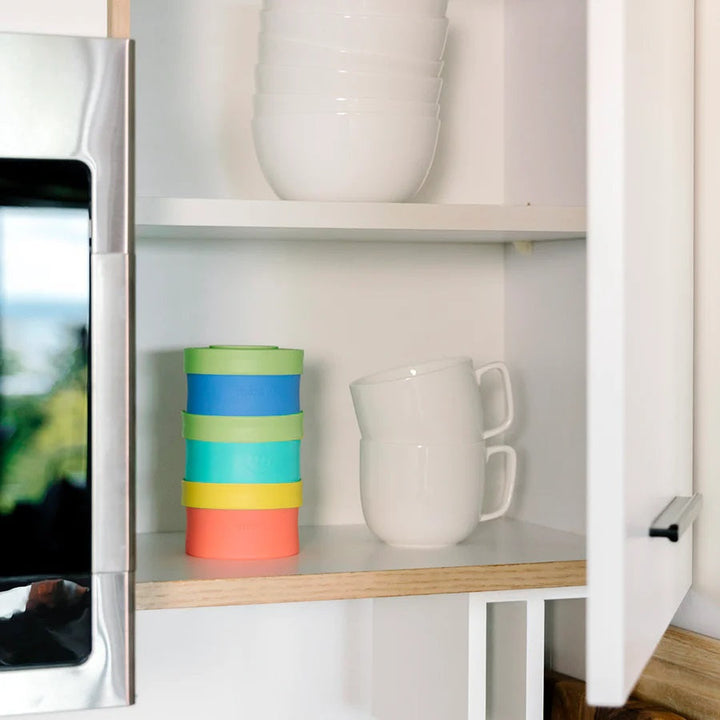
left=254, top=93, right=439, bottom=117
left=255, top=64, right=443, bottom=103
left=258, top=35, right=444, bottom=77
left=260, top=11, right=449, bottom=61
left=264, top=0, right=448, bottom=18
left=252, top=112, right=440, bottom=201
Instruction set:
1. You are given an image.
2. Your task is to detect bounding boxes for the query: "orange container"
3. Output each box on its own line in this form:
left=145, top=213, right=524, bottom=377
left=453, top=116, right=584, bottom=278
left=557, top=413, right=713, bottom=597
left=185, top=506, right=299, bottom=560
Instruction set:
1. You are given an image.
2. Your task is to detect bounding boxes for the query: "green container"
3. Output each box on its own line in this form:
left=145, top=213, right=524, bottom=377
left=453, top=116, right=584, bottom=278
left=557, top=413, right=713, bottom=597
left=182, top=411, right=304, bottom=443
left=184, top=345, right=304, bottom=376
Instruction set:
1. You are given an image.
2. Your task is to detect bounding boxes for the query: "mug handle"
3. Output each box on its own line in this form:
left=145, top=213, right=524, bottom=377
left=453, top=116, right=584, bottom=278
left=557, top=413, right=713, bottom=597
left=479, top=445, right=517, bottom=522
left=474, top=361, right=514, bottom=440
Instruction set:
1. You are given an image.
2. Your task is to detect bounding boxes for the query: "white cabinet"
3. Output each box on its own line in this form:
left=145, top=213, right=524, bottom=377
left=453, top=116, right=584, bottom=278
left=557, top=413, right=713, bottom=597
left=126, top=0, right=696, bottom=712
left=0, top=0, right=699, bottom=715
left=586, top=0, right=695, bottom=704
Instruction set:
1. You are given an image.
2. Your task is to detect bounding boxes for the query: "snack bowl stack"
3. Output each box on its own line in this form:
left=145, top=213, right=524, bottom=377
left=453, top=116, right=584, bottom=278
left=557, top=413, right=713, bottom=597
left=253, top=0, right=449, bottom=202
left=182, top=345, right=304, bottom=560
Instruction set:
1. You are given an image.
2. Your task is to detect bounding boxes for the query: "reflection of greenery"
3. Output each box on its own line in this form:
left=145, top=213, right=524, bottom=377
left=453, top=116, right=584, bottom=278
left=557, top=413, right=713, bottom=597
left=0, top=327, right=88, bottom=512
left=0, top=349, right=23, bottom=376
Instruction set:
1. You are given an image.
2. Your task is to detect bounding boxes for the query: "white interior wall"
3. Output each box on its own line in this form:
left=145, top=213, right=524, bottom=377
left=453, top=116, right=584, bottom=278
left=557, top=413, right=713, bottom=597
left=0, top=0, right=106, bottom=37
left=487, top=602, right=527, bottom=720
left=500, top=0, right=587, bottom=532
left=372, top=595, right=470, bottom=720
left=503, top=240, right=586, bottom=535
left=503, top=0, right=586, bottom=207
left=19, top=601, right=376, bottom=720
left=546, top=598, right=586, bottom=680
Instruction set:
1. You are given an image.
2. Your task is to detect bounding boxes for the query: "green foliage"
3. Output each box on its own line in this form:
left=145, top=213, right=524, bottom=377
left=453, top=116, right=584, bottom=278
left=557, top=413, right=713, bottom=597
left=0, top=349, right=23, bottom=377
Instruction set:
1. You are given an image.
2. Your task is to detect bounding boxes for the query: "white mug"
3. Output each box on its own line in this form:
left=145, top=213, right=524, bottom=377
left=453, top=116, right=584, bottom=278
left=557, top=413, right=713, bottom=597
left=350, top=357, right=514, bottom=442
left=359, top=440, right=517, bottom=547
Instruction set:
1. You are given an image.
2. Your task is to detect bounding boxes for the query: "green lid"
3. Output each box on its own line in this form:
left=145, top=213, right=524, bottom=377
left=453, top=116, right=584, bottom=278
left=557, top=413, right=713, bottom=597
left=182, top=411, right=304, bottom=443
left=184, top=346, right=304, bottom=375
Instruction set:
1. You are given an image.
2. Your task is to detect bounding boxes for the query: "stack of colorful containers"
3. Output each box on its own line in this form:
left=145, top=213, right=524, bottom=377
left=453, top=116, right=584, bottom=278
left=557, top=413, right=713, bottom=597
left=181, top=345, right=304, bottom=560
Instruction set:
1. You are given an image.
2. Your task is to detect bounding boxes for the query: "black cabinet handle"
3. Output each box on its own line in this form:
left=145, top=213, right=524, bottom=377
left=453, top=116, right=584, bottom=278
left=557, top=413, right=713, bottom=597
left=649, top=494, right=702, bottom=542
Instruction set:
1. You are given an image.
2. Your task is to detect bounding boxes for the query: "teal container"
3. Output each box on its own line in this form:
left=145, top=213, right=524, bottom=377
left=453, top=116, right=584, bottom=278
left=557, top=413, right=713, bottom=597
left=185, top=439, right=301, bottom=484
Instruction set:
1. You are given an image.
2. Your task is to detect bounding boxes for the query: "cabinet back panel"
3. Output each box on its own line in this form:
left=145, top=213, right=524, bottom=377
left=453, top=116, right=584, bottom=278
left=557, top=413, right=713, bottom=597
left=136, top=239, right=504, bottom=533
left=504, top=0, right=587, bottom=206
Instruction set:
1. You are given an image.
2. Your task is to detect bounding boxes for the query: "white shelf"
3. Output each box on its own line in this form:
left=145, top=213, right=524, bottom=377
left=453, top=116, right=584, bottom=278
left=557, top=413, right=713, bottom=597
left=136, top=519, right=586, bottom=610
left=135, top=197, right=586, bottom=244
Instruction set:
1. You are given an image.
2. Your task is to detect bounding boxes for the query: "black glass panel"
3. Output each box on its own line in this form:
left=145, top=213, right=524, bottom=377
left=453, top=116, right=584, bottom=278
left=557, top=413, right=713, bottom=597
left=0, top=159, right=91, bottom=669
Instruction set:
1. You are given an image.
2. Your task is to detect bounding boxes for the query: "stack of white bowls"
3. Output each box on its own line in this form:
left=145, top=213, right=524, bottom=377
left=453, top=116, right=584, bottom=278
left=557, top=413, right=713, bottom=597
left=252, top=0, right=448, bottom=202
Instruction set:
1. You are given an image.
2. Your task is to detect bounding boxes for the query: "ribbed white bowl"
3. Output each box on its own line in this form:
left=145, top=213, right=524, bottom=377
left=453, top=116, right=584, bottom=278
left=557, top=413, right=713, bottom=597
left=255, top=64, right=443, bottom=102
left=254, top=93, right=439, bottom=117
left=260, top=11, right=449, bottom=61
left=252, top=113, right=440, bottom=202
left=258, top=35, right=444, bottom=77
left=264, top=0, right=448, bottom=18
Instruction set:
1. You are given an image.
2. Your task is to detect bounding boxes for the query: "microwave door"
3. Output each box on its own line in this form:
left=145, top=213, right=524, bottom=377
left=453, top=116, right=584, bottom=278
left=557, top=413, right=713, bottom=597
left=0, top=34, right=133, bottom=715
left=0, top=175, right=92, bottom=670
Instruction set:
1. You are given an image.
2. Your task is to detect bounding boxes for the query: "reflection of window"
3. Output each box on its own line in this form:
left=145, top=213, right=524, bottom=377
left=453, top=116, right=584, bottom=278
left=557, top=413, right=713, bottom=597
left=0, top=205, right=90, bottom=560
left=0, top=154, right=94, bottom=670
left=0, top=578, right=92, bottom=667
left=0, top=207, right=89, bottom=302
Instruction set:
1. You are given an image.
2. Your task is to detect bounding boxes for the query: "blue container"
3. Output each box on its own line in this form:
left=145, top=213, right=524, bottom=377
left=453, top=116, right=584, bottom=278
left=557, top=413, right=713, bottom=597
left=186, top=374, right=301, bottom=416
left=185, top=439, right=301, bottom=484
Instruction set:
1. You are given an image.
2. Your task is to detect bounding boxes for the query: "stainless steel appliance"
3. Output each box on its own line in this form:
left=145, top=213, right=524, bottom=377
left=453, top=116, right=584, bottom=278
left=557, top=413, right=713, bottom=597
left=0, top=33, right=134, bottom=714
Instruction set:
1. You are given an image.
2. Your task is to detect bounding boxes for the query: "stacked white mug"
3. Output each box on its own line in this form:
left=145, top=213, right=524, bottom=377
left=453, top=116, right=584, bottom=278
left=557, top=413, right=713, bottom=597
left=253, top=0, right=448, bottom=202
left=350, top=358, right=517, bottom=548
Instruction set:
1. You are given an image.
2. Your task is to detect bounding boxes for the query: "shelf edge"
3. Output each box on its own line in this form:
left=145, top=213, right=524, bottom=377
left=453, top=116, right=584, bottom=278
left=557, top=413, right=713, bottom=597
left=136, top=559, right=587, bottom=611
left=135, top=198, right=587, bottom=242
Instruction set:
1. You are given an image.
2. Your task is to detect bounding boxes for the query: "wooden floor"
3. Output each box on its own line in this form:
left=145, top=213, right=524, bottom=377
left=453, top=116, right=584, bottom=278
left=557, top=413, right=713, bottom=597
left=634, top=626, right=720, bottom=720
left=547, top=627, right=720, bottom=720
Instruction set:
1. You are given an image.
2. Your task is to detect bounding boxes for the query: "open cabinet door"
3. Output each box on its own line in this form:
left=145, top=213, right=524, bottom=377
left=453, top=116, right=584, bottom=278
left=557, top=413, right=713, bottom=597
left=587, top=0, right=695, bottom=707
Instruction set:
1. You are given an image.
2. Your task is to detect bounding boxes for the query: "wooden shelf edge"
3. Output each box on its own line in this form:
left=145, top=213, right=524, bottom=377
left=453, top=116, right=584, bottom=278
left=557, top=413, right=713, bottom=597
left=136, top=559, right=587, bottom=611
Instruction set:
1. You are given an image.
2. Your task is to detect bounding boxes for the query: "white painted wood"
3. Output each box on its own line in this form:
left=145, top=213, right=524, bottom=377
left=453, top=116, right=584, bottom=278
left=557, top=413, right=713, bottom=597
left=18, top=601, right=375, bottom=720
left=487, top=603, right=526, bottom=720
left=525, top=600, right=545, bottom=719
left=472, top=587, right=588, bottom=604
left=504, top=0, right=586, bottom=206
left=0, top=0, right=106, bottom=36
left=689, top=0, right=720, bottom=616
left=504, top=239, right=586, bottom=534
left=467, top=596, right=488, bottom=720
left=372, top=595, right=469, bottom=720
left=136, top=197, right=586, bottom=244
left=137, top=521, right=585, bottom=585
left=547, top=598, right=587, bottom=680
left=587, top=0, right=694, bottom=705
